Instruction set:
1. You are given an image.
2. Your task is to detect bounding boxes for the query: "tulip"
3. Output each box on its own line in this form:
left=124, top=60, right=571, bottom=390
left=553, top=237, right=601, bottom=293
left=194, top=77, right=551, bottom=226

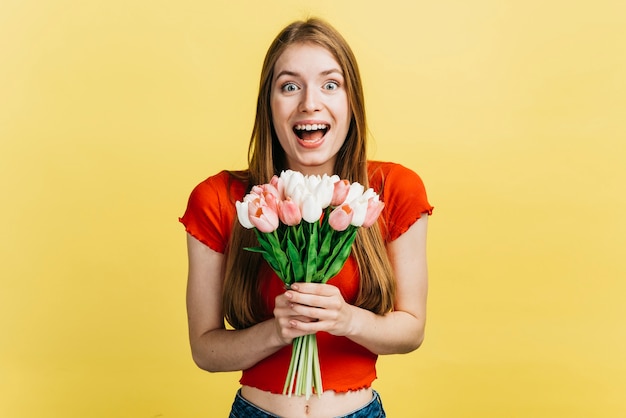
left=328, top=204, right=354, bottom=231
left=349, top=199, right=367, bottom=227
left=312, top=175, right=335, bottom=209
left=344, top=182, right=365, bottom=205
left=288, top=183, right=306, bottom=207
left=301, top=193, right=323, bottom=223
left=235, top=200, right=254, bottom=229
left=264, top=183, right=281, bottom=201
left=270, top=174, right=280, bottom=190
left=278, top=197, right=302, bottom=226
left=280, top=170, right=306, bottom=199
left=362, top=197, right=385, bottom=228
left=346, top=188, right=374, bottom=226
left=331, top=179, right=350, bottom=206
left=274, top=174, right=286, bottom=199
left=305, top=174, right=321, bottom=191
left=263, top=191, right=278, bottom=213
left=248, top=198, right=279, bottom=233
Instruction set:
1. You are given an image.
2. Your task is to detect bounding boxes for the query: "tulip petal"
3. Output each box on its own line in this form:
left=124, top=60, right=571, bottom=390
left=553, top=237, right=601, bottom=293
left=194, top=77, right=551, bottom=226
left=235, top=201, right=254, bottom=229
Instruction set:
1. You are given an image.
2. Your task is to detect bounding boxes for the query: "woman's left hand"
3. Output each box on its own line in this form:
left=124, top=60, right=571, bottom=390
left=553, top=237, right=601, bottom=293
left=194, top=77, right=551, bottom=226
left=283, top=282, right=355, bottom=337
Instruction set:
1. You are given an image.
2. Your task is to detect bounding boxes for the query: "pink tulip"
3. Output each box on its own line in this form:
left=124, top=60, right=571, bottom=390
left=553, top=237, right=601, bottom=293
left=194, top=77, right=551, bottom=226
left=252, top=183, right=281, bottom=202
left=262, top=191, right=278, bottom=213
left=330, top=179, right=350, bottom=206
left=278, top=197, right=302, bottom=226
left=361, top=198, right=385, bottom=228
left=248, top=198, right=279, bottom=233
left=269, top=175, right=283, bottom=199
left=328, top=204, right=354, bottom=231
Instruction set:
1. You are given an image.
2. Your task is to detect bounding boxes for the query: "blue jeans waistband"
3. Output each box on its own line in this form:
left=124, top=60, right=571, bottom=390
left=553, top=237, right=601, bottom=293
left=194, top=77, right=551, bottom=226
left=228, top=389, right=386, bottom=418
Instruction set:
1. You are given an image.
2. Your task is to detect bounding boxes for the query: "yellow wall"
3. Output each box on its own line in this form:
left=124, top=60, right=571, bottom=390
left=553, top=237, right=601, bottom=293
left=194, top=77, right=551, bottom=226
left=2, top=1, right=625, bottom=416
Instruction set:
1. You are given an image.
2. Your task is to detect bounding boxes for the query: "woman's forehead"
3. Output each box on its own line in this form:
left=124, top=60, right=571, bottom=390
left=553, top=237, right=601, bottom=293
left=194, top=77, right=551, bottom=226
left=273, top=43, right=343, bottom=78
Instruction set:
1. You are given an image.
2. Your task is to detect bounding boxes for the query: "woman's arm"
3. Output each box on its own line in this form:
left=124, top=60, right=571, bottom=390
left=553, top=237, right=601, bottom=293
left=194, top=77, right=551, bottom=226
left=186, top=234, right=289, bottom=372
left=282, top=215, right=429, bottom=355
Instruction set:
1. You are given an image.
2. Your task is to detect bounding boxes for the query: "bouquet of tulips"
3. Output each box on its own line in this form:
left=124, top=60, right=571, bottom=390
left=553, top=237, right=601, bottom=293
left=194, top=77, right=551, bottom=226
left=235, top=170, right=384, bottom=399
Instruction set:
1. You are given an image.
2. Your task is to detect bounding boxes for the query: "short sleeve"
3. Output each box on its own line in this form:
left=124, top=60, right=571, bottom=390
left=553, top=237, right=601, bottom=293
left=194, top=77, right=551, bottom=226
left=179, top=171, right=245, bottom=254
left=369, top=162, right=434, bottom=242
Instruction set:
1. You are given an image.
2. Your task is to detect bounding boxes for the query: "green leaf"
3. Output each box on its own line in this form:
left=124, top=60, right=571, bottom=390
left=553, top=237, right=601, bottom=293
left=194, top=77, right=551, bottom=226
left=316, top=228, right=334, bottom=269
left=266, top=232, right=289, bottom=278
left=256, top=232, right=275, bottom=254
left=304, top=222, right=319, bottom=282
left=297, top=224, right=306, bottom=248
left=244, top=244, right=283, bottom=275
left=321, top=226, right=358, bottom=282
left=287, top=238, right=305, bottom=282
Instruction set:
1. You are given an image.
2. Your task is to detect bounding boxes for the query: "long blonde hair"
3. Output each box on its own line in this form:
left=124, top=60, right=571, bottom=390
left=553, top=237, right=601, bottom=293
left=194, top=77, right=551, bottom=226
left=223, top=18, right=396, bottom=329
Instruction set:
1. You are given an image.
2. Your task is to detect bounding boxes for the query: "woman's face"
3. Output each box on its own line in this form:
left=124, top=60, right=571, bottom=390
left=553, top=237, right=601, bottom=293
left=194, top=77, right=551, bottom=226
left=271, top=42, right=351, bottom=176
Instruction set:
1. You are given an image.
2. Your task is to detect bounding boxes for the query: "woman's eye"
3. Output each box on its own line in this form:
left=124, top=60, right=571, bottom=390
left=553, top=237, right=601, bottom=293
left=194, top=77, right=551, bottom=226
left=282, top=83, right=299, bottom=93
left=323, top=81, right=339, bottom=91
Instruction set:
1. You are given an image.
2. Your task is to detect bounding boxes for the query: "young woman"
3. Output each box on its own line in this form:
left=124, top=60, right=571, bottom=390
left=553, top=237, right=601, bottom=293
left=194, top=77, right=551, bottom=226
left=180, top=18, right=433, bottom=418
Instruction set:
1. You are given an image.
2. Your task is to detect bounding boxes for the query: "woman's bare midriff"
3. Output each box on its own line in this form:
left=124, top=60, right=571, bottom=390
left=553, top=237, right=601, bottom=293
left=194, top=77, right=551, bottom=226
left=240, top=385, right=373, bottom=418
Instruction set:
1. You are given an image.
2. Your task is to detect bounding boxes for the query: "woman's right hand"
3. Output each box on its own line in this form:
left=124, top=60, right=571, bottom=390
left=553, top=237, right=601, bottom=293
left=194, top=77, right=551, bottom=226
left=273, top=291, right=318, bottom=345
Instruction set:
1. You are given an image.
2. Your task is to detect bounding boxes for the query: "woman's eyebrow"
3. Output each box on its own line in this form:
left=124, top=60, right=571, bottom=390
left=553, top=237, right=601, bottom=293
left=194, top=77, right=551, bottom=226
left=274, top=70, right=299, bottom=80
left=274, top=68, right=344, bottom=80
left=320, top=68, right=344, bottom=77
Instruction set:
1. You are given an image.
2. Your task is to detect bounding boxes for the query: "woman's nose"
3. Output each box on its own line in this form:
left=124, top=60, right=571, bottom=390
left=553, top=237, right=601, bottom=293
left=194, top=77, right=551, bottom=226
left=299, top=87, right=321, bottom=113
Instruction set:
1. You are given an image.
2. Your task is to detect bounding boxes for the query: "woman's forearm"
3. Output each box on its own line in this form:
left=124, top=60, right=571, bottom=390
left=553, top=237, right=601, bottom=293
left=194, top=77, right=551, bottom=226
left=346, top=307, right=425, bottom=355
left=190, top=319, right=287, bottom=372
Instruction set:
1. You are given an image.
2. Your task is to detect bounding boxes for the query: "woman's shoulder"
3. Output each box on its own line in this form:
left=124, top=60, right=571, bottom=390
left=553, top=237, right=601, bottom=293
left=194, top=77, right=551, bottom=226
left=180, top=170, right=248, bottom=253
left=367, top=161, right=433, bottom=241
left=194, top=169, right=247, bottom=188
left=189, top=169, right=248, bottom=202
left=366, top=160, right=425, bottom=189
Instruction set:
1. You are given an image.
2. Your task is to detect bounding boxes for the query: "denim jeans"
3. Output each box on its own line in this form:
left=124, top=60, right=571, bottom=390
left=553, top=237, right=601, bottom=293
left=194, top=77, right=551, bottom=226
left=228, top=389, right=386, bottom=418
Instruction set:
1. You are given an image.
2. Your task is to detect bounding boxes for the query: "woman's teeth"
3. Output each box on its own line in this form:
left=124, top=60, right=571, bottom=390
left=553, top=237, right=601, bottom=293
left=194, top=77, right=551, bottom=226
left=294, top=124, right=328, bottom=131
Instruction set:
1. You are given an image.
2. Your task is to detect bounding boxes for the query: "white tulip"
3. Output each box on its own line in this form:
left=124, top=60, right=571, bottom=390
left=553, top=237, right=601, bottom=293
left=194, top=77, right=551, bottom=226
left=289, top=183, right=307, bottom=207
left=344, top=182, right=365, bottom=205
left=361, top=188, right=377, bottom=201
left=281, top=170, right=305, bottom=198
left=313, top=175, right=336, bottom=209
left=235, top=200, right=254, bottom=229
left=301, top=193, right=323, bottom=223
left=347, top=187, right=377, bottom=227
left=305, top=174, right=321, bottom=192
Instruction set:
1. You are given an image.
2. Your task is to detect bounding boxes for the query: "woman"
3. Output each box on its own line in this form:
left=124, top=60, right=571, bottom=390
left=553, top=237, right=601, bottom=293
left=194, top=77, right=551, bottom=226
left=180, top=18, right=433, bottom=417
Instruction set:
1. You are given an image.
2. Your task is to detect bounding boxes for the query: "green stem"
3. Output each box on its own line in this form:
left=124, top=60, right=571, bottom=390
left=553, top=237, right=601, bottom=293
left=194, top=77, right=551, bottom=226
left=312, top=335, right=323, bottom=397
left=305, top=334, right=314, bottom=400
left=296, top=335, right=307, bottom=396
left=283, top=336, right=303, bottom=396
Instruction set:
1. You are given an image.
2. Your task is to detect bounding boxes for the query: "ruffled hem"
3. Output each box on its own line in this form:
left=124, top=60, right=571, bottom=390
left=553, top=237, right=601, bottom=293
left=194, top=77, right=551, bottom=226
left=388, top=206, right=434, bottom=242
left=179, top=217, right=225, bottom=254
left=239, top=379, right=376, bottom=395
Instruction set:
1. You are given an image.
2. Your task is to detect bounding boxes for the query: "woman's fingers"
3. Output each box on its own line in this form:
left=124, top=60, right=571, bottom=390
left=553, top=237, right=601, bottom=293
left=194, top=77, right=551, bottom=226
left=285, top=283, right=342, bottom=310
left=281, top=283, right=355, bottom=336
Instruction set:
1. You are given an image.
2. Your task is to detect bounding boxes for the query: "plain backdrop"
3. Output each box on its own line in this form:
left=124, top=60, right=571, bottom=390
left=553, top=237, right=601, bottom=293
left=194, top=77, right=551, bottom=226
left=1, top=0, right=625, bottom=416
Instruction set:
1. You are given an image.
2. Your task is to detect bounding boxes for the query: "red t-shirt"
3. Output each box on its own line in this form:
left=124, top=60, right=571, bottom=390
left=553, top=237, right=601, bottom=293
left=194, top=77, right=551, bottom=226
left=180, top=161, right=433, bottom=393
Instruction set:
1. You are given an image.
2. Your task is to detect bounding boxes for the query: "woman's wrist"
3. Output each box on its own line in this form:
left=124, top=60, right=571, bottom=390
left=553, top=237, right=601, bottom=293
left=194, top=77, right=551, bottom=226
left=267, top=317, right=292, bottom=348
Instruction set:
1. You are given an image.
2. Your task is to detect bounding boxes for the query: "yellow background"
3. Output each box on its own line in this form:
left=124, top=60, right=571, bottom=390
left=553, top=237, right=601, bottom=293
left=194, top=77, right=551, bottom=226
left=2, top=0, right=625, bottom=416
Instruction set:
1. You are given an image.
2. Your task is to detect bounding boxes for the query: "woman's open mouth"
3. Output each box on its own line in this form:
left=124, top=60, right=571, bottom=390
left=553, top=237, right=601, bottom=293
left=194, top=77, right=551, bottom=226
left=293, top=123, right=329, bottom=143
